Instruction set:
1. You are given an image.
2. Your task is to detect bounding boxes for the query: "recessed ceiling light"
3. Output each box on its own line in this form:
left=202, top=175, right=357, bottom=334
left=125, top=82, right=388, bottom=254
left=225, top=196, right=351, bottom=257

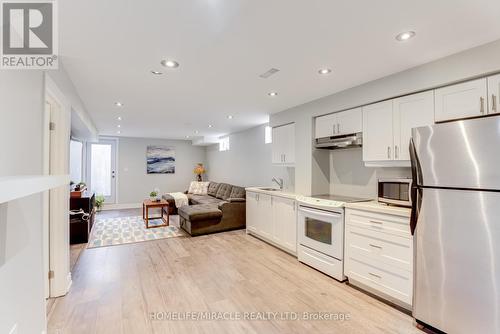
left=117, top=131, right=121, bottom=134
left=115, top=102, right=123, bottom=107
left=227, top=115, right=233, bottom=120
left=195, top=130, right=199, bottom=134
left=318, top=68, right=332, bottom=75
left=208, top=124, right=213, bottom=128
left=117, top=124, right=121, bottom=128
left=151, top=70, right=163, bottom=75
left=396, top=31, right=416, bottom=41
left=186, top=135, right=190, bottom=139
left=117, top=116, right=122, bottom=121
left=268, top=92, right=278, bottom=97
left=161, top=59, right=179, bottom=68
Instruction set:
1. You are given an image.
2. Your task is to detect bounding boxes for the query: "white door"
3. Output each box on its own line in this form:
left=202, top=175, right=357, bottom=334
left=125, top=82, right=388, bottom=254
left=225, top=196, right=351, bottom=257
left=315, top=113, right=336, bottom=138
left=87, top=139, right=117, bottom=203
left=434, top=78, right=488, bottom=122
left=363, top=100, right=394, bottom=161
left=393, top=91, right=435, bottom=161
left=283, top=123, right=295, bottom=164
left=272, top=197, right=297, bottom=253
left=487, top=74, right=500, bottom=115
left=45, top=91, right=71, bottom=298
left=336, top=107, right=362, bottom=136
left=246, top=192, right=258, bottom=233
left=258, top=193, right=273, bottom=239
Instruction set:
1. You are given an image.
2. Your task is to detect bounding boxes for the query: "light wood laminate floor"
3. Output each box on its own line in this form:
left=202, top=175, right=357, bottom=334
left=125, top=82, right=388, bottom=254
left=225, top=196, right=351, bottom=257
left=48, top=210, right=422, bottom=334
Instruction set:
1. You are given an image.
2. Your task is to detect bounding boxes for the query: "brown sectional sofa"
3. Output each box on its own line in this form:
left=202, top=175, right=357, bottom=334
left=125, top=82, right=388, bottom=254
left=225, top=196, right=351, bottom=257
left=162, top=182, right=246, bottom=236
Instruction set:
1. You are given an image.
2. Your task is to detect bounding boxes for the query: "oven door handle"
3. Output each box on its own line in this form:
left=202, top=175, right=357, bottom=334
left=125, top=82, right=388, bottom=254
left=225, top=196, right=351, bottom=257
left=299, top=206, right=342, bottom=219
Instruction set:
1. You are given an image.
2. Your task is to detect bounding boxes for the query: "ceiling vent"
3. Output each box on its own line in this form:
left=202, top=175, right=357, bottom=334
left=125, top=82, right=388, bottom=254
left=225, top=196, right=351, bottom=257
left=259, top=68, right=280, bottom=79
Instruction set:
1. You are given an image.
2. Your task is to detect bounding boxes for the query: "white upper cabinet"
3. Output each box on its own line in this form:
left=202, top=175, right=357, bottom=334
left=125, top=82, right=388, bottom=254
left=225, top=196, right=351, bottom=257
left=363, top=92, right=434, bottom=164
left=393, top=91, right=435, bottom=161
left=272, top=123, right=295, bottom=165
left=363, top=100, right=394, bottom=161
left=314, top=108, right=362, bottom=139
left=336, top=108, right=362, bottom=136
left=434, top=78, right=488, bottom=122
left=315, top=113, right=336, bottom=138
left=488, top=74, right=500, bottom=115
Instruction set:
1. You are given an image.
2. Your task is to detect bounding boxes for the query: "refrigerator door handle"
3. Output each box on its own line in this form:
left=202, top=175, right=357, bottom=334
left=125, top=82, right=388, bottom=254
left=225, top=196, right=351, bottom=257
left=409, top=138, right=422, bottom=235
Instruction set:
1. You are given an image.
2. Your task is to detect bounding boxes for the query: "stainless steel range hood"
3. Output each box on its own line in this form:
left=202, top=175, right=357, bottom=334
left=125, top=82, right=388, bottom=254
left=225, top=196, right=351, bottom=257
left=315, top=132, right=362, bottom=150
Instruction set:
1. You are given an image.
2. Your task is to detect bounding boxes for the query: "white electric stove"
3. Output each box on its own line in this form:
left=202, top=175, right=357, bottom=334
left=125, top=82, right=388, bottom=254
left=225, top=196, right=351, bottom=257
left=296, top=194, right=369, bottom=281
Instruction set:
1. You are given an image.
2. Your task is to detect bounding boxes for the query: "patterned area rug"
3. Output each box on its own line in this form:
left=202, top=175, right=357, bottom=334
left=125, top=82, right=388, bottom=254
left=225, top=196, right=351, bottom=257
left=88, top=216, right=187, bottom=249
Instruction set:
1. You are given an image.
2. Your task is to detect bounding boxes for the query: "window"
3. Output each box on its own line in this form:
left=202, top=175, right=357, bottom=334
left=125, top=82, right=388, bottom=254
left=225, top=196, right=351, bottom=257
left=70, top=140, right=83, bottom=183
left=265, top=126, right=272, bottom=144
left=219, top=136, right=230, bottom=151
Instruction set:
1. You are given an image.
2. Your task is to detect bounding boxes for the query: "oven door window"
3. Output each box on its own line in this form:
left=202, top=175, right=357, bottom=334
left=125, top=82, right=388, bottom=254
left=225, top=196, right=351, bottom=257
left=305, top=217, right=332, bottom=245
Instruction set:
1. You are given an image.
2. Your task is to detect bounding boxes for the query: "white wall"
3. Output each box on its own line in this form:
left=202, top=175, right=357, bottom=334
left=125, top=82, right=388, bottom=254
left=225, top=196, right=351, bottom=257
left=205, top=124, right=295, bottom=190
left=271, top=39, right=500, bottom=196
left=0, top=72, right=46, bottom=334
left=48, top=62, right=98, bottom=142
left=116, top=137, right=207, bottom=204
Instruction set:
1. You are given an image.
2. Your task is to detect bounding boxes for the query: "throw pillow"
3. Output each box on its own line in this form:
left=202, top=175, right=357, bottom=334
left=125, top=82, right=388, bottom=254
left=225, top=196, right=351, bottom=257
left=188, top=181, right=210, bottom=195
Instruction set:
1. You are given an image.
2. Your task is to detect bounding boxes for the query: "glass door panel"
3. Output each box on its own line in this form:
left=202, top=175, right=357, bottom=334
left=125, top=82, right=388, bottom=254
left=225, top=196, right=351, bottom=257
left=88, top=140, right=116, bottom=203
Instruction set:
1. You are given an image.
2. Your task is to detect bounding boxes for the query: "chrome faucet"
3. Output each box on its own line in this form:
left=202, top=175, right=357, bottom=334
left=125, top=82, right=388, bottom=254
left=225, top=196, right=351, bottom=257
left=272, top=177, right=284, bottom=190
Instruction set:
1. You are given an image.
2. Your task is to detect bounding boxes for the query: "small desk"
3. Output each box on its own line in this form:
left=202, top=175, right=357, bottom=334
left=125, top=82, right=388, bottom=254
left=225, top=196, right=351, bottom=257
left=142, top=199, right=169, bottom=228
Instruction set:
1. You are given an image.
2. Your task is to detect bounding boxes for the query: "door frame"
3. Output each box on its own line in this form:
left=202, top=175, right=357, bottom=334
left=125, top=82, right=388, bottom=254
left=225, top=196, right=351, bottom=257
left=43, top=74, right=72, bottom=298
left=86, top=138, right=118, bottom=204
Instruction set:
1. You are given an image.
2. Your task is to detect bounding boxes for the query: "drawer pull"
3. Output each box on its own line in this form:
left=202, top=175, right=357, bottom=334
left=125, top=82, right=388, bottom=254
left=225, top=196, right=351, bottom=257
left=368, top=272, right=382, bottom=279
left=369, top=220, right=384, bottom=226
left=369, top=244, right=382, bottom=249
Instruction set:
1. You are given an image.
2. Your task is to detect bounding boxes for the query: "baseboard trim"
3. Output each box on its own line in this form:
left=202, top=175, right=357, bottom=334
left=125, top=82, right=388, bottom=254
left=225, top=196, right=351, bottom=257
left=102, top=203, right=142, bottom=211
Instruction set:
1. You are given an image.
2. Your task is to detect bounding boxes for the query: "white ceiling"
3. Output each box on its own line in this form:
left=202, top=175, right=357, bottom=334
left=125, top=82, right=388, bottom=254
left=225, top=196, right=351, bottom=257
left=60, top=0, right=500, bottom=140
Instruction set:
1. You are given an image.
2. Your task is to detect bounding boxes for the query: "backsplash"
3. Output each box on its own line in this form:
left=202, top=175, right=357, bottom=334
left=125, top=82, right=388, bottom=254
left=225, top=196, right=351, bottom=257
left=329, top=149, right=411, bottom=199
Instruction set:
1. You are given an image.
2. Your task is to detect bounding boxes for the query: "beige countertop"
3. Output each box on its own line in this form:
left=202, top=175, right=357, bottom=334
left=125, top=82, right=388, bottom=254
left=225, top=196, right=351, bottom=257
left=345, top=200, right=411, bottom=218
left=245, top=187, right=298, bottom=200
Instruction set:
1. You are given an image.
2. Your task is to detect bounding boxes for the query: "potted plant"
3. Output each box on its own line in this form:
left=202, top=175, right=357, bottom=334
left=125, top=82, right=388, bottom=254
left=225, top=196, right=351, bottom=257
left=150, top=190, right=158, bottom=201
left=193, top=163, right=206, bottom=182
left=95, top=195, right=105, bottom=212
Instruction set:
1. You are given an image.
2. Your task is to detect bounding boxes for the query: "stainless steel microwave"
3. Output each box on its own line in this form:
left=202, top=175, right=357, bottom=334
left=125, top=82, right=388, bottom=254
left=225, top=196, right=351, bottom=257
left=378, top=178, right=412, bottom=207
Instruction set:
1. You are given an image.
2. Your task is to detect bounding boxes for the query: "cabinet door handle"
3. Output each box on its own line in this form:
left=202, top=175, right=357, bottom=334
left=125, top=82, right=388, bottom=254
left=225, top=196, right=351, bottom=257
left=369, top=244, right=383, bottom=249
left=333, top=124, right=336, bottom=135
left=492, top=94, right=497, bottom=113
left=395, top=145, right=399, bottom=159
left=337, top=123, right=340, bottom=134
left=387, top=146, right=391, bottom=159
left=283, top=154, right=286, bottom=163
left=369, top=272, right=382, bottom=279
left=480, top=97, right=485, bottom=114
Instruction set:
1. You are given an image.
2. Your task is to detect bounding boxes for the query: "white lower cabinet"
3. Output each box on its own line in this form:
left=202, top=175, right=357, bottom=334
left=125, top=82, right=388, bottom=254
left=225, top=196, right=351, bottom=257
left=345, top=208, right=413, bottom=309
left=246, top=191, right=297, bottom=255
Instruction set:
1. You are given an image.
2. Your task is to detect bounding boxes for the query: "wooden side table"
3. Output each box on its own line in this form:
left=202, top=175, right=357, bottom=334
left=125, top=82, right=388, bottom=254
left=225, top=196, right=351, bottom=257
left=142, top=199, right=169, bottom=228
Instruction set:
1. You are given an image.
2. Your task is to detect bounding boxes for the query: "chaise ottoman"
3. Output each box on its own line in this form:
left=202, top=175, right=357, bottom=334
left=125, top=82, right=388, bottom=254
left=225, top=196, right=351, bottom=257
left=178, top=204, right=223, bottom=236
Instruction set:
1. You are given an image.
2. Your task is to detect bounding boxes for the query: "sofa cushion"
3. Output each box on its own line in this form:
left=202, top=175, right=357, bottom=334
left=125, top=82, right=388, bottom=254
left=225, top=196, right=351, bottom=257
left=178, top=204, right=222, bottom=222
left=229, top=186, right=246, bottom=199
left=207, top=182, right=220, bottom=197
left=215, top=183, right=233, bottom=200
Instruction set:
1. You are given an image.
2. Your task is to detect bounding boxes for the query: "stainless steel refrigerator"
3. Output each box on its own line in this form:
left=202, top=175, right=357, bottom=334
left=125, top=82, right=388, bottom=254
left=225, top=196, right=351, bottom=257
left=409, top=116, right=500, bottom=334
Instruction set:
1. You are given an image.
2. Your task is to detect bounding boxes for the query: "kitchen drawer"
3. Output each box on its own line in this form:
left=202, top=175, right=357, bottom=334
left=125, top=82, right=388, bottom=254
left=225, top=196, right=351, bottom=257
left=345, top=255, right=412, bottom=305
left=346, top=208, right=411, bottom=238
left=346, top=224, right=412, bottom=271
